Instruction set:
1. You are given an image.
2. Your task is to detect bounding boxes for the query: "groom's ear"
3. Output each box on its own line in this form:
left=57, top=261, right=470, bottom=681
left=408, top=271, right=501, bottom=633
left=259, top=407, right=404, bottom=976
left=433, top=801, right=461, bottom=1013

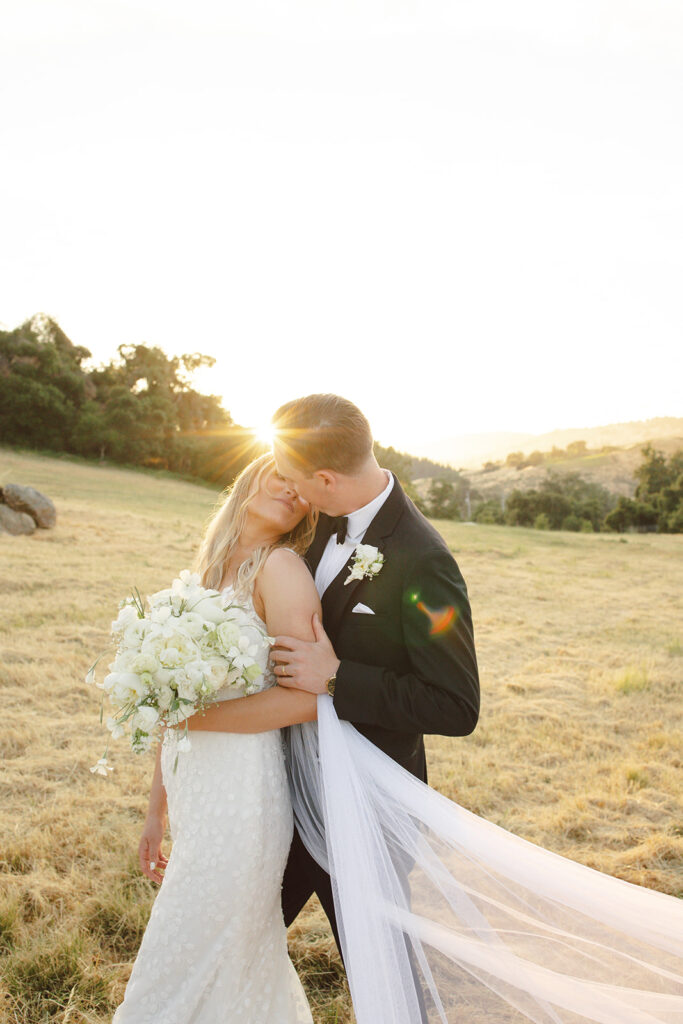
left=313, top=469, right=338, bottom=490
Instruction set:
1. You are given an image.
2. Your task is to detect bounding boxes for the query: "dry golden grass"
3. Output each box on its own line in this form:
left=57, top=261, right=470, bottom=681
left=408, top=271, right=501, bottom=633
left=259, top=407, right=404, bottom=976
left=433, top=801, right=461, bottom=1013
left=1, top=449, right=681, bottom=1024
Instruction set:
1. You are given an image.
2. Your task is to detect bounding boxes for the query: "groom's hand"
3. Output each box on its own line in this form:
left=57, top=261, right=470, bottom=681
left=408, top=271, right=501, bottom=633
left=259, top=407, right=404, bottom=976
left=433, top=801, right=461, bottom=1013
left=271, top=613, right=340, bottom=694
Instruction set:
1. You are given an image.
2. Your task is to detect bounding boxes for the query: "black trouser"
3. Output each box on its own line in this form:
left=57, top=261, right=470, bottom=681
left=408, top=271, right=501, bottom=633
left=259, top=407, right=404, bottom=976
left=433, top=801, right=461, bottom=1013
left=281, top=827, right=343, bottom=956
left=281, top=827, right=431, bottom=1021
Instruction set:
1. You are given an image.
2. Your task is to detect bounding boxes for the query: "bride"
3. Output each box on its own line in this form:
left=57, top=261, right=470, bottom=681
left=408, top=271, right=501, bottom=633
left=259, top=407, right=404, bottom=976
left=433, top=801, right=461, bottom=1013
left=113, top=453, right=320, bottom=1023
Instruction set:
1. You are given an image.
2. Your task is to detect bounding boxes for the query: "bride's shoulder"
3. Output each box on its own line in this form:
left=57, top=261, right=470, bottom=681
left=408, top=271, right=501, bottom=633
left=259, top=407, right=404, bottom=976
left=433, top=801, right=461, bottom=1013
left=261, top=546, right=306, bottom=577
left=257, top=546, right=315, bottom=596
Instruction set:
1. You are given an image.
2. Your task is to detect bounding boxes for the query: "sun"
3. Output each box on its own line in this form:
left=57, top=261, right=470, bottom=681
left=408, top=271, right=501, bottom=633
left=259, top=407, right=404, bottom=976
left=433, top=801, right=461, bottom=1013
left=252, top=420, right=276, bottom=446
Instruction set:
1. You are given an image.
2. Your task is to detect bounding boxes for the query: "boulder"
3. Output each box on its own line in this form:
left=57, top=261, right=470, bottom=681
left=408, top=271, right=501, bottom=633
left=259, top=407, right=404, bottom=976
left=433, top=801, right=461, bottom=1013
left=0, top=504, right=36, bottom=535
left=0, top=483, right=56, bottom=528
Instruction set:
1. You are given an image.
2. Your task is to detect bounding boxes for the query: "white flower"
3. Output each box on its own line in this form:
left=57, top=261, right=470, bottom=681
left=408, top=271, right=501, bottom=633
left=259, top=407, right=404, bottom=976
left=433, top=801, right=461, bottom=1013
left=131, top=705, right=160, bottom=733
left=194, top=597, right=227, bottom=623
left=344, top=545, right=385, bottom=586
left=177, top=734, right=192, bottom=753
left=90, top=757, right=114, bottom=776
left=91, top=571, right=274, bottom=770
left=150, top=605, right=173, bottom=625
left=111, top=604, right=139, bottom=633
left=177, top=674, right=198, bottom=702
left=156, top=684, right=175, bottom=711
left=106, top=717, right=125, bottom=739
left=102, top=671, right=149, bottom=704
left=216, top=620, right=242, bottom=653
left=227, top=635, right=259, bottom=672
left=131, top=652, right=160, bottom=675
left=180, top=611, right=205, bottom=639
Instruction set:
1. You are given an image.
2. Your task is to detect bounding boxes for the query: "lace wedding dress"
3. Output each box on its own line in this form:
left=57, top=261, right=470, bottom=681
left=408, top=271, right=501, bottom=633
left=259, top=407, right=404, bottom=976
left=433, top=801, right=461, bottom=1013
left=112, top=586, right=313, bottom=1024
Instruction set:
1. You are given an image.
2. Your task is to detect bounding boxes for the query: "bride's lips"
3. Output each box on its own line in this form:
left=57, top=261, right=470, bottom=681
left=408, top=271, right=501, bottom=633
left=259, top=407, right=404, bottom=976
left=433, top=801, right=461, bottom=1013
left=277, top=497, right=295, bottom=514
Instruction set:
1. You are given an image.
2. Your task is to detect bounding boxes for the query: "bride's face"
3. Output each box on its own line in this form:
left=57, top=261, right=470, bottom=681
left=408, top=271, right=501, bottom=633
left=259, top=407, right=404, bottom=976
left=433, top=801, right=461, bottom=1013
left=247, top=468, right=310, bottom=535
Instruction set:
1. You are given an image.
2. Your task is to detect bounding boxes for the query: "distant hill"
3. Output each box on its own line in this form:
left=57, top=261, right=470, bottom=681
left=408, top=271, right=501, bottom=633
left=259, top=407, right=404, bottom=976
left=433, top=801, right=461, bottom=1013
left=413, top=435, right=683, bottom=504
left=419, top=417, right=683, bottom=470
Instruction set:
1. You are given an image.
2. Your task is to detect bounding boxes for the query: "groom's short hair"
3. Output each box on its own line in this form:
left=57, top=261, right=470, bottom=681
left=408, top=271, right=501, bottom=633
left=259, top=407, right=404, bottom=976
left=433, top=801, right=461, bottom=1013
left=272, top=393, right=373, bottom=475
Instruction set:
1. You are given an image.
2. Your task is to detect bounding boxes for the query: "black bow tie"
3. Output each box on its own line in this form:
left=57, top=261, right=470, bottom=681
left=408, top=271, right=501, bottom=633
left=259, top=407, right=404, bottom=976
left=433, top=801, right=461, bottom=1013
left=331, top=515, right=349, bottom=545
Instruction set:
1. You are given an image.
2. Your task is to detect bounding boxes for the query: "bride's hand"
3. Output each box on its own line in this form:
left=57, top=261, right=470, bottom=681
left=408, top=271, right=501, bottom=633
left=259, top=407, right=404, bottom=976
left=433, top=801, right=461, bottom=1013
left=139, top=816, right=168, bottom=884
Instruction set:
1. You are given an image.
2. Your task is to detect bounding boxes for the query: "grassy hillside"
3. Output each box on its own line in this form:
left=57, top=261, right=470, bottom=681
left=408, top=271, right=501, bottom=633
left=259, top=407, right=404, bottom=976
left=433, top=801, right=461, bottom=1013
left=1, top=449, right=681, bottom=1024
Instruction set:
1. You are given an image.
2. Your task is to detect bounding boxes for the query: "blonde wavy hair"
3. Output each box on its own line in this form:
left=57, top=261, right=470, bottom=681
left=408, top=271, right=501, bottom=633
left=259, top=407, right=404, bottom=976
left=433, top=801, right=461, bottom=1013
left=194, top=453, right=318, bottom=601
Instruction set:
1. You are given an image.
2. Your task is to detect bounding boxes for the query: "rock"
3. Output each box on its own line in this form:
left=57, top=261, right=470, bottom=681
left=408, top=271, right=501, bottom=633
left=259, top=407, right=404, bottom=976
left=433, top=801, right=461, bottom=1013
left=0, top=504, right=36, bottom=535
left=0, top=483, right=56, bottom=528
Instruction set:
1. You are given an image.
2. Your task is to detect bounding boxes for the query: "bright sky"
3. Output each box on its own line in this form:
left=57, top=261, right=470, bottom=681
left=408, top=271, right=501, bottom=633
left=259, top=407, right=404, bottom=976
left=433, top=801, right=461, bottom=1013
left=2, top=0, right=682, bottom=457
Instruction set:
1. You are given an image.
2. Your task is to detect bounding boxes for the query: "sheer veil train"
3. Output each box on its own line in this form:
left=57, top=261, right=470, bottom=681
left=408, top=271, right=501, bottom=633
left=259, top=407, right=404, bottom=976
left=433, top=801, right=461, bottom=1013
left=288, top=696, right=683, bottom=1024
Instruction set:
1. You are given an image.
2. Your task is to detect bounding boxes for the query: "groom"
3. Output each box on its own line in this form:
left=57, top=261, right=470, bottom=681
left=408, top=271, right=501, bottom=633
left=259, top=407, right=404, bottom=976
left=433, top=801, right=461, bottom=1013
left=269, top=393, right=480, bottom=953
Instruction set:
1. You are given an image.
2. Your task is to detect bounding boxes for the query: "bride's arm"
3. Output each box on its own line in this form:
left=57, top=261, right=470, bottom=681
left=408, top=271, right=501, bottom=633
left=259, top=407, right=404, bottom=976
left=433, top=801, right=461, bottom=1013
left=138, top=742, right=169, bottom=882
left=188, top=549, right=321, bottom=734
left=187, top=684, right=318, bottom=733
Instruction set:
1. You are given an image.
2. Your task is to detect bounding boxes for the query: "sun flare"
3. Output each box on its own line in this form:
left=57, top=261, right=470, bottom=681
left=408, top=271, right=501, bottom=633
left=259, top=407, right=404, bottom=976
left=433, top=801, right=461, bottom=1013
left=252, top=421, right=276, bottom=446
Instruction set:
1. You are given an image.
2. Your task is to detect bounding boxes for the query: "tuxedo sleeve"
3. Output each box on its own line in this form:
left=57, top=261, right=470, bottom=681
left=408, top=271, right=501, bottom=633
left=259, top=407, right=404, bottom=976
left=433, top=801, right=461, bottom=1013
left=332, top=548, right=480, bottom=736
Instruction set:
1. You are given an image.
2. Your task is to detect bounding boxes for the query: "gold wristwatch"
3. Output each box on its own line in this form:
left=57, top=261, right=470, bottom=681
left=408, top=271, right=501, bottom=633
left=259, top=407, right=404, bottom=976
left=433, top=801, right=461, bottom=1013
left=326, top=672, right=337, bottom=698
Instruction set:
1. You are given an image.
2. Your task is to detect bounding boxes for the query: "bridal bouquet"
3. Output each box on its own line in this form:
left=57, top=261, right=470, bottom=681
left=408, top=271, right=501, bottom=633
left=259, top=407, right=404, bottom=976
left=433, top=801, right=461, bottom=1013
left=87, top=570, right=270, bottom=774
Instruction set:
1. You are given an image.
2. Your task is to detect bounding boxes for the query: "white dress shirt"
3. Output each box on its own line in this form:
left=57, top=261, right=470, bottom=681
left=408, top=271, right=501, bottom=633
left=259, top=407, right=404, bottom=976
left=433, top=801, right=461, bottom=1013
left=314, top=470, right=394, bottom=597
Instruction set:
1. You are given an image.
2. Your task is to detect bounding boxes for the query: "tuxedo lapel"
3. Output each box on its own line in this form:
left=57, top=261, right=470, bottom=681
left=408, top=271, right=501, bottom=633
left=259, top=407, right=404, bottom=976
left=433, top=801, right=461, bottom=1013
left=321, top=475, right=408, bottom=638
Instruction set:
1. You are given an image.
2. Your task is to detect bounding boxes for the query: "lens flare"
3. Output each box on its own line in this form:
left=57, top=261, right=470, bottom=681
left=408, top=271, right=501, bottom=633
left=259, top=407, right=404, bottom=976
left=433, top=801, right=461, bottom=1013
left=416, top=600, right=457, bottom=636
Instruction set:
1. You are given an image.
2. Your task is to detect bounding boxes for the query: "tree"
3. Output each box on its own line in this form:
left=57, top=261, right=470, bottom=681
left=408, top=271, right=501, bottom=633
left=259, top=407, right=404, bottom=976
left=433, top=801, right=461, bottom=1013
left=505, top=451, right=525, bottom=468
left=427, top=478, right=460, bottom=519
left=566, top=440, right=587, bottom=457
left=0, top=314, right=93, bottom=448
left=473, top=499, right=505, bottom=525
left=374, top=444, right=412, bottom=484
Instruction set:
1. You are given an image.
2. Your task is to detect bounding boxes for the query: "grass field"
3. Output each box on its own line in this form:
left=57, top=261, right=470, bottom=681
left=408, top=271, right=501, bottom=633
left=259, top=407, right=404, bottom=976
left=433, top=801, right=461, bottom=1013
left=1, top=449, right=681, bottom=1023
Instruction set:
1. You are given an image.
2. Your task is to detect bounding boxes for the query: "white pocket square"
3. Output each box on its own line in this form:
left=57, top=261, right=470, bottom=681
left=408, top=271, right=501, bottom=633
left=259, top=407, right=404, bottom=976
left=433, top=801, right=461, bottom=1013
left=352, top=602, right=375, bottom=615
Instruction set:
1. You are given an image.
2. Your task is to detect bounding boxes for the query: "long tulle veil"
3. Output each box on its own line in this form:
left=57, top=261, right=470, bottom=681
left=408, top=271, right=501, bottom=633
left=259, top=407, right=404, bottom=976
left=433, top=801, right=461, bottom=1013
left=288, top=696, right=683, bottom=1024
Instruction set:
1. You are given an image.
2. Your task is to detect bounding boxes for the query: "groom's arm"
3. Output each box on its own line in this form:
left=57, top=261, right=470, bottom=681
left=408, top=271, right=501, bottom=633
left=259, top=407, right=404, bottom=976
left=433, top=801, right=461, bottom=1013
left=332, top=548, right=480, bottom=736
left=275, top=546, right=479, bottom=737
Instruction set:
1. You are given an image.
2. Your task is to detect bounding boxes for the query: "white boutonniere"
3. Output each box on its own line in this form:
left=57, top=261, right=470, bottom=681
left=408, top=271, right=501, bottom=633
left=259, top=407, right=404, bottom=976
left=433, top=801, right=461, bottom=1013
left=345, top=544, right=385, bottom=586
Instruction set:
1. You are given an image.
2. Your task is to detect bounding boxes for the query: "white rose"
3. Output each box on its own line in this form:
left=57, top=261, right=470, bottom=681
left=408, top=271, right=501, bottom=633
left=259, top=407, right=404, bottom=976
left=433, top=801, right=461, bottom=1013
left=156, top=684, right=175, bottom=711
left=131, top=652, right=160, bottom=674
left=131, top=705, right=159, bottom=733
left=216, top=620, right=241, bottom=653
left=105, top=671, right=149, bottom=703
left=205, top=659, right=229, bottom=689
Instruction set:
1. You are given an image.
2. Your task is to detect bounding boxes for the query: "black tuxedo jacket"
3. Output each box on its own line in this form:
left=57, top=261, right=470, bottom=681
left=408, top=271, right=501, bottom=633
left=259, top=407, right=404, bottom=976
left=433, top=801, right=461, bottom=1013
left=305, top=475, right=480, bottom=783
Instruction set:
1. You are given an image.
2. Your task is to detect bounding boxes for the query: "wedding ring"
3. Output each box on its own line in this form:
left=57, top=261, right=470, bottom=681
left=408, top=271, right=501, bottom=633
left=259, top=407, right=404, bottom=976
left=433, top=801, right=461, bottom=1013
left=150, top=861, right=156, bottom=870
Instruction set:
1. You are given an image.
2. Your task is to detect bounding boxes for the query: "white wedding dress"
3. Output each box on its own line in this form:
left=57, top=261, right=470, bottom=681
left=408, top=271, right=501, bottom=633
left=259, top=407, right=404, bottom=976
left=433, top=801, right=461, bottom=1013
left=112, top=586, right=313, bottom=1024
